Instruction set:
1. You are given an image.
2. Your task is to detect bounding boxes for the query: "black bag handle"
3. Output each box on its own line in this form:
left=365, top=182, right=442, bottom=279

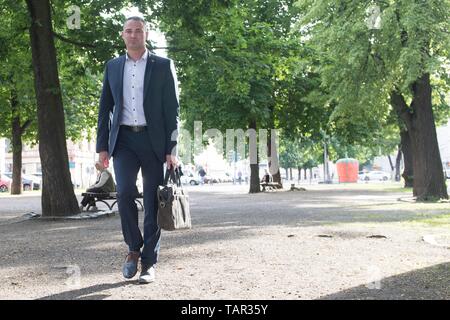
left=163, top=166, right=182, bottom=187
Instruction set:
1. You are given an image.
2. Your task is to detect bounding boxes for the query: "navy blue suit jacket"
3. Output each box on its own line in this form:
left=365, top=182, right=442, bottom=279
left=96, top=52, right=179, bottom=163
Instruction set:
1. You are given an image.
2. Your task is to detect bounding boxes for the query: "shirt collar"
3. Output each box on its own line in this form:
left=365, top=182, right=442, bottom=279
left=125, top=48, right=148, bottom=62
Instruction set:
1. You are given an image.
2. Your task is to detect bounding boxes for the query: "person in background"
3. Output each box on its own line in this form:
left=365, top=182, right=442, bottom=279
left=261, top=169, right=271, bottom=183
left=237, top=170, right=242, bottom=185
left=80, top=161, right=116, bottom=211
left=198, top=167, right=207, bottom=184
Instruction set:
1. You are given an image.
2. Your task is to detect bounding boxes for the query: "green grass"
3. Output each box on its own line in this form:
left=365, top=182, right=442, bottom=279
left=381, top=187, right=413, bottom=193
left=409, top=213, right=450, bottom=227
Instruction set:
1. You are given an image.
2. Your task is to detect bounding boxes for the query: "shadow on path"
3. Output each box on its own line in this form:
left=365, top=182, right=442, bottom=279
left=318, top=262, right=450, bottom=300
left=36, top=281, right=136, bottom=300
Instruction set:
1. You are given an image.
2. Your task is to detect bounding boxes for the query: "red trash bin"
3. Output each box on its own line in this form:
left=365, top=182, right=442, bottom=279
left=336, top=158, right=359, bottom=183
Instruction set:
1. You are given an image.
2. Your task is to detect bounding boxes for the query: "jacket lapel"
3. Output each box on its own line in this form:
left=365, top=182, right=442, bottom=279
left=118, top=55, right=126, bottom=109
left=143, top=52, right=155, bottom=102
left=112, top=55, right=126, bottom=128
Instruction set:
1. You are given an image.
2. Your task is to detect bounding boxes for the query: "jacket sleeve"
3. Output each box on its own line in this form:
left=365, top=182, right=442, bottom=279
left=162, top=59, right=180, bottom=156
left=96, top=63, right=114, bottom=153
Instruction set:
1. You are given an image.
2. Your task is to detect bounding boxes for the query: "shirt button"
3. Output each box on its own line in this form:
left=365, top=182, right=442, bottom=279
left=133, top=109, right=135, bottom=111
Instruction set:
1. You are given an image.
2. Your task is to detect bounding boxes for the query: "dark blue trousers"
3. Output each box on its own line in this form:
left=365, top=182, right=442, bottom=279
left=113, top=127, right=163, bottom=266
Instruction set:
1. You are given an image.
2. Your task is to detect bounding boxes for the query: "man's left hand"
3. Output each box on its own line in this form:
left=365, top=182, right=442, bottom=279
left=166, top=154, right=178, bottom=170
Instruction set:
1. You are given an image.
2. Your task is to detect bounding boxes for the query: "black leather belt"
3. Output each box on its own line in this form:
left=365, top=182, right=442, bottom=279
left=121, top=125, right=147, bottom=132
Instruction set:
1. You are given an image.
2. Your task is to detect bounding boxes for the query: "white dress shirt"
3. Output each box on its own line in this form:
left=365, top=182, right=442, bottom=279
left=120, top=49, right=148, bottom=126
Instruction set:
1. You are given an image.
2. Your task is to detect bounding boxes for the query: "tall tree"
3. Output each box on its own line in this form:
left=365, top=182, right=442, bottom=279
left=25, top=0, right=80, bottom=215
left=297, top=0, right=449, bottom=200
left=1, top=0, right=135, bottom=210
left=150, top=0, right=307, bottom=192
left=0, top=2, right=37, bottom=194
left=279, top=136, right=321, bottom=181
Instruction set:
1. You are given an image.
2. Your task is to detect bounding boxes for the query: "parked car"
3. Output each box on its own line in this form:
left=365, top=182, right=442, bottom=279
left=363, top=171, right=390, bottom=181
left=358, top=171, right=367, bottom=180
left=0, top=175, right=11, bottom=192
left=26, top=173, right=42, bottom=185
left=3, top=173, right=40, bottom=190
left=23, top=174, right=41, bottom=190
left=31, top=172, right=42, bottom=180
left=31, top=173, right=44, bottom=188
left=180, top=173, right=201, bottom=185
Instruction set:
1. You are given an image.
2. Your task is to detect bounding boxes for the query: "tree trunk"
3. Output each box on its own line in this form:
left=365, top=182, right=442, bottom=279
left=267, top=128, right=282, bottom=187
left=409, top=74, right=447, bottom=199
left=248, top=119, right=260, bottom=193
left=26, top=0, right=80, bottom=216
left=323, top=141, right=331, bottom=183
left=391, top=74, right=448, bottom=200
left=11, top=88, right=22, bottom=195
left=303, top=167, right=307, bottom=180
left=387, top=155, right=394, bottom=172
left=394, top=145, right=402, bottom=182
left=400, top=130, right=413, bottom=188
left=297, top=166, right=301, bottom=182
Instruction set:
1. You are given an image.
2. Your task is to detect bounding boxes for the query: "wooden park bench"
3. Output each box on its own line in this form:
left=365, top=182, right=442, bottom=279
left=81, top=191, right=144, bottom=211
left=260, top=182, right=282, bottom=192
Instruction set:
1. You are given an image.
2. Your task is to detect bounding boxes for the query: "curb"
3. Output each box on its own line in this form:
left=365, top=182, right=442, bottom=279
left=38, top=210, right=118, bottom=220
left=0, top=210, right=118, bottom=225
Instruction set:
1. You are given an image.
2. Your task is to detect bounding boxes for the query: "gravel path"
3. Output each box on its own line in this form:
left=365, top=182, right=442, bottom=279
left=0, top=183, right=449, bottom=300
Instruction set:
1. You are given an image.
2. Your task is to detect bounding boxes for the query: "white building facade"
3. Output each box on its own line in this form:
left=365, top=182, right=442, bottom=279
left=3, top=138, right=98, bottom=189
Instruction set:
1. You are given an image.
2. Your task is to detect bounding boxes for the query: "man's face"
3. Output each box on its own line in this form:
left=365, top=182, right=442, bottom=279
left=121, top=19, right=148, bottom=51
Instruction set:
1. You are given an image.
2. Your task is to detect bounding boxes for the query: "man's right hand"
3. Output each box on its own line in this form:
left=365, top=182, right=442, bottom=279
left=99, top=151, right=109, bottom=168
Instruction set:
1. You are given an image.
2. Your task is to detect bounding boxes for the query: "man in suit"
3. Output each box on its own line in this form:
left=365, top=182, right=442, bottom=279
left=96, top=16, right=179, bottom=284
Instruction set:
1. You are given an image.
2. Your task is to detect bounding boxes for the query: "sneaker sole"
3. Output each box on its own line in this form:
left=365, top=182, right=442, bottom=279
left=138, top=277, right=155, bottom=284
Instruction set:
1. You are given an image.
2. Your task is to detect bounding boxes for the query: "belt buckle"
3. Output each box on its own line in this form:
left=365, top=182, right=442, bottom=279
left=131, top=126, right=140, bottom=132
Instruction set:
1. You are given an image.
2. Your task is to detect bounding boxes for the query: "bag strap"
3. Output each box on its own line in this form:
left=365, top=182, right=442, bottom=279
left=163, top=167, right=182, bottom=187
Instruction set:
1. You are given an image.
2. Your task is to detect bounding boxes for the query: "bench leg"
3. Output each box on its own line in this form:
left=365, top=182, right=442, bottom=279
left=99, top=200, right=114, bottom=210
left=108, top=199, right=142, bottom=211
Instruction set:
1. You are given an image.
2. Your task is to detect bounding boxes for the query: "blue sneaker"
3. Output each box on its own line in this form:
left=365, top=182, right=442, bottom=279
left=122, top=251, right=140, bottom=279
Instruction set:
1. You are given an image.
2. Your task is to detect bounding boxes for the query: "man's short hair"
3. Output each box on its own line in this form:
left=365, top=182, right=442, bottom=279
left=124, top=16, right=148, bottom=31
